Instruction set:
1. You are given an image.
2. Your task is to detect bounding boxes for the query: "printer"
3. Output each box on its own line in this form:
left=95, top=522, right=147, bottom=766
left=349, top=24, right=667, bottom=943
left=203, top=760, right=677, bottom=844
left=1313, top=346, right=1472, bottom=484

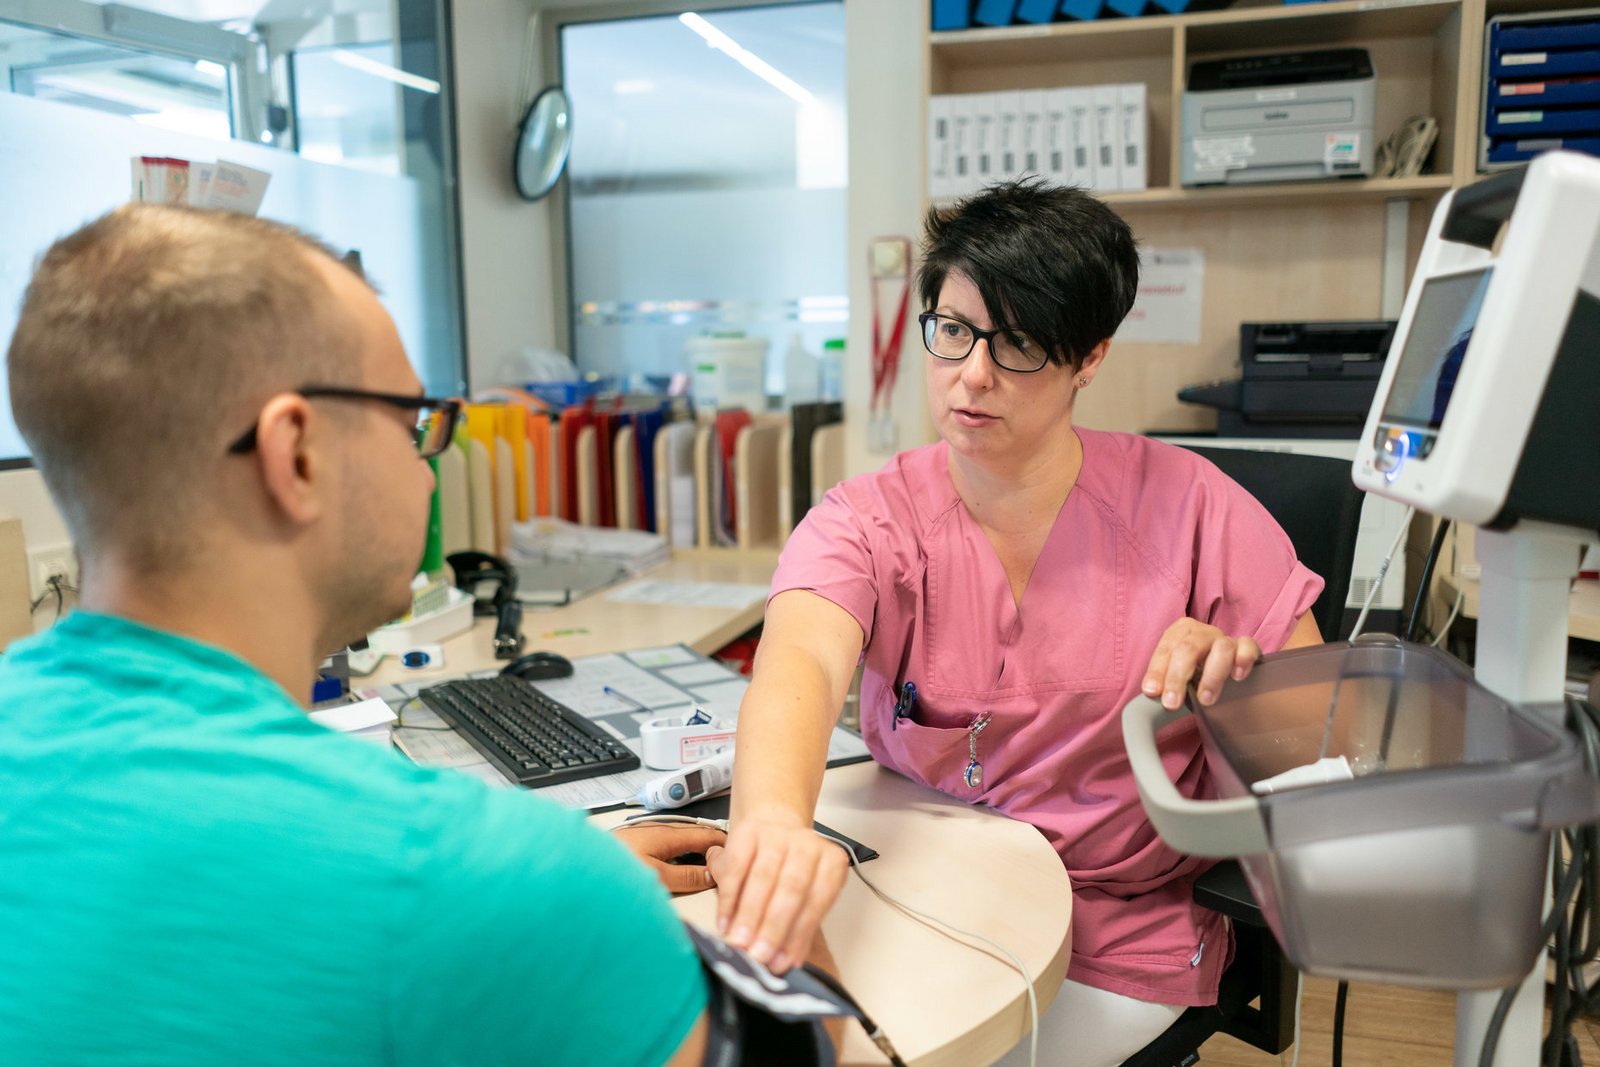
left=1181, top=48, right=1377, bottom=186
left=1178, top=320, right=1395, bottom=438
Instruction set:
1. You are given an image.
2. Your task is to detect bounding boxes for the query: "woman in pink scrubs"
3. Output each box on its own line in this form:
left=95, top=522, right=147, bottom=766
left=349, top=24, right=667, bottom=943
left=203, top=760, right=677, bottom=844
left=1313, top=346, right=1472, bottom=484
left=710, top=179, right=1324, bottom=1066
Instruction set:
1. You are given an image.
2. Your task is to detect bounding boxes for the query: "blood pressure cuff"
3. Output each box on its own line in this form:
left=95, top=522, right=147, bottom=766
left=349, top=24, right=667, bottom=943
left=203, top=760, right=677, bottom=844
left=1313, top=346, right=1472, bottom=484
left=685, top=923, right=841, bottom=1067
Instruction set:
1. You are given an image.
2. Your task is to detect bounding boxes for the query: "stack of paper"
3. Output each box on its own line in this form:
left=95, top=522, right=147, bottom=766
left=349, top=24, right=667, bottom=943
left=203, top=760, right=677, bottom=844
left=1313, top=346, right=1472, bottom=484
left=510, top=516, right=670, bottom=577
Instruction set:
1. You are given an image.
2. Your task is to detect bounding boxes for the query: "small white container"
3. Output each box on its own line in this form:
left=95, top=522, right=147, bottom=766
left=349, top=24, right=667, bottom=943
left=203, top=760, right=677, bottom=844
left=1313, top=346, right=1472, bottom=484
left=367, top=586, right=474, bottom=653
left=686, top=333, right=768, bottom=415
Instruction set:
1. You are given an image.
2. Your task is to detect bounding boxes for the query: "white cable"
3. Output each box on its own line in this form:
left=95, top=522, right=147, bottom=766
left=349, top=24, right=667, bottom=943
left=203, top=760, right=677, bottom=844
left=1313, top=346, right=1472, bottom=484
left=815, top=828, right=1040, bottom=1067
left=1349, top=506, right=1416, bottom=639
left=1431, top=588, right=1466, bottom=648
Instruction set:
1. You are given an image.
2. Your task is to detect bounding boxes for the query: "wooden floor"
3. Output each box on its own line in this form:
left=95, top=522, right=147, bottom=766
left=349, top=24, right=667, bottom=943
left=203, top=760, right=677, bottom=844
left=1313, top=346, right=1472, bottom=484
left=1196, top=978, right=1600, bottom=1066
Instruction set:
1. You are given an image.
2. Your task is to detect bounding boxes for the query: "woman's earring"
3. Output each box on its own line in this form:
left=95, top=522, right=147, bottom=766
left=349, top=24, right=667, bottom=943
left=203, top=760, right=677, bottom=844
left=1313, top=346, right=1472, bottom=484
left=1077, top=376, right=1089, bottom=388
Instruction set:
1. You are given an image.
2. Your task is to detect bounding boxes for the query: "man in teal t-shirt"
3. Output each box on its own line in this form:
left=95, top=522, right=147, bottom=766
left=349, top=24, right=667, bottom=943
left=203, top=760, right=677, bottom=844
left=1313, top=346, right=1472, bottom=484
left=0, top=206, right=730, bottom=1065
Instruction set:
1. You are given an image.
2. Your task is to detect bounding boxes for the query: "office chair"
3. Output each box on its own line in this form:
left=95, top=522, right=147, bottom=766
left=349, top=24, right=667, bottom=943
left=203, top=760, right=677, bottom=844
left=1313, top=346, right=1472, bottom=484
left=1120, top=445, right=1366, bottom=1067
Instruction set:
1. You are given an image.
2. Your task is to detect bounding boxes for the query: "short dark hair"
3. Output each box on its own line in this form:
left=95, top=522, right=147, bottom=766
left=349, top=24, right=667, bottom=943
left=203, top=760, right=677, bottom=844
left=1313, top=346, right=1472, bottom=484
left=917, top=178, right=1140, bottom=370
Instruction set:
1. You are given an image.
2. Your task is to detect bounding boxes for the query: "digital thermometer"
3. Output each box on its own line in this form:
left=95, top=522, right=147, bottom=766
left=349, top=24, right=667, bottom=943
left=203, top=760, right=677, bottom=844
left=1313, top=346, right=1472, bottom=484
left=637, top=748, right=735, bottom=810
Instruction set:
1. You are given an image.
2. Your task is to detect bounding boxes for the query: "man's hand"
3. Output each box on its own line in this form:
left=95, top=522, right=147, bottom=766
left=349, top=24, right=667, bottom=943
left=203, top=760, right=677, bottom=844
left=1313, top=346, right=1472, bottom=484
left=612, top=823, right=728, bottom=895
left=1141, top=617, right=1263, bottom=709
left=706, top=813, right=849, bottom=974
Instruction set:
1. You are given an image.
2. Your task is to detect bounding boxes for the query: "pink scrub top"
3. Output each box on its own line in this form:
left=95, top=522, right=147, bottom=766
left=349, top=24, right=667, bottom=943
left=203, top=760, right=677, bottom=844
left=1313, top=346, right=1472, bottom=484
left=771, top=429, right=1322, bottom=1006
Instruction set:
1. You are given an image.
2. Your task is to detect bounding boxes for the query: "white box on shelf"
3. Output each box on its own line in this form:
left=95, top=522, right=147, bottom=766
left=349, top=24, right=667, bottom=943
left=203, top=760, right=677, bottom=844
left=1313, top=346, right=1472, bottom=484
left=995, top=90, right=1024, bottom=181
left=1092, top=84, right=1124, bottom=193
left=1019, top=89, right=1047, bottom=178
left=1064, top=88, right=1097, bottom=189
left=928, top=95, right=956, bottom=199
left=1118, top=83, right=1148, bottom=192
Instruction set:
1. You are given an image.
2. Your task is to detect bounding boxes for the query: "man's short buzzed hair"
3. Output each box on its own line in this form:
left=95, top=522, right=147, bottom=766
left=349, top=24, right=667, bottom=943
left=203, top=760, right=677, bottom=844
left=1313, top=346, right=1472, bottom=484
left=8, top=205, right=367, bottom=569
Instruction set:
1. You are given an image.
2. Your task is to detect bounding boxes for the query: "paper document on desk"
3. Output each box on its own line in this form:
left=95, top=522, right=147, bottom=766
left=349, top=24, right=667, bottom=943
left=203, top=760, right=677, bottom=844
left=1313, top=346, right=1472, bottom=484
left=607, top=579, right=769, bottom=608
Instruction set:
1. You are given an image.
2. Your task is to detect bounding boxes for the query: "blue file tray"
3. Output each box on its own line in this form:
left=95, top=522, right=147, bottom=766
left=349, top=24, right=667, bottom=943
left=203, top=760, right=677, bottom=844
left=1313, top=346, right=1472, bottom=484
left=932, top=0, right=973, bottom=31
left=1492, top=77, right=1600, bottom=109
left=1495, top=18, right=1600, bottom=51
left=973, top=0, right=1018, bottom=25
left=1060, top=0, right=1104, bottom=19
left=1105, top=0, right=1148, bottom=16
left=1486, top=133, right=1600, bottom=164
left=1493, top=47, right=1600, bottom=79
left=1015, top=0, right=1060, bottom=21
left=1487, top=104, right=1600, bottom=136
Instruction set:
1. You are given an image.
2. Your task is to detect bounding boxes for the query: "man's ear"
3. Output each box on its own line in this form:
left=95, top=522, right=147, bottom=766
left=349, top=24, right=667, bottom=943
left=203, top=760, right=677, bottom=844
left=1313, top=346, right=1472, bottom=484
left=253, top=393, right=324, bottom=526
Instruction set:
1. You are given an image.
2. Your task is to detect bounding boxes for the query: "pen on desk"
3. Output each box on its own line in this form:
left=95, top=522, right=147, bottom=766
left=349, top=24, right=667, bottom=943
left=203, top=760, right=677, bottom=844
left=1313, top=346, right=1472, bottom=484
left=541, top=627, right=590, bottom=639
left=603, top=686, right=649, bottom=711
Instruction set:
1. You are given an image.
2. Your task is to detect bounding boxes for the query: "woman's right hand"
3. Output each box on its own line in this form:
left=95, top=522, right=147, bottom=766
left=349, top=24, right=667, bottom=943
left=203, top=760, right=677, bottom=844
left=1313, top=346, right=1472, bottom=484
left=707, top=809, right=850, bottom=974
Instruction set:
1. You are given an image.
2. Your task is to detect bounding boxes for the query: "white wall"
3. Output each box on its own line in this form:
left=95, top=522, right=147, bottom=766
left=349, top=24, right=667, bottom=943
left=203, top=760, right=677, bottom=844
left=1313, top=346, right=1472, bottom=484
left=841, top=0, right=927, bottom=478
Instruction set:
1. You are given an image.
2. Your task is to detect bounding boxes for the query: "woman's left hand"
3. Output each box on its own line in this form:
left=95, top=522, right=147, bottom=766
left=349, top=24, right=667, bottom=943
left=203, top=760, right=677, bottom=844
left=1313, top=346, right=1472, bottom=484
left=1140, top=618, right=1262, bottom=710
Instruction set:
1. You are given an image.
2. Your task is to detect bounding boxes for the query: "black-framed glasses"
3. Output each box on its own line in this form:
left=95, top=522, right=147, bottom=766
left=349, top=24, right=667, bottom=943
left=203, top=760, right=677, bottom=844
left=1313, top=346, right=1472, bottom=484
left=918, top=311, right=1051, bottom=374
left=226, top=387, right=462, bottom=460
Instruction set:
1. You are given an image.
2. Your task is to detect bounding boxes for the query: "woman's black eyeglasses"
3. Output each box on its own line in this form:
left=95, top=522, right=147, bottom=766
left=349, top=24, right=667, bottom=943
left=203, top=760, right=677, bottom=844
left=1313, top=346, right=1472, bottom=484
left=918, top=311, right=1051, bottom=373
left=226, top=387, right=463, bottom=460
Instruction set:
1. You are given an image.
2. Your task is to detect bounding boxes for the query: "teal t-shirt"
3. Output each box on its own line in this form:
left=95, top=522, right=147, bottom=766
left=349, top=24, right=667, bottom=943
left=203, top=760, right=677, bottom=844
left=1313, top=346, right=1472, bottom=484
left=0, top=612, right=705, bottom=1065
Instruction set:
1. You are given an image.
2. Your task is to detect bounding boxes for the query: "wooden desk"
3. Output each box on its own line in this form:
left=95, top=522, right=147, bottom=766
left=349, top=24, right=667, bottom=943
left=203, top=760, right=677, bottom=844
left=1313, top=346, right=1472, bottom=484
left=600, top=762, right=1074, bottom=1067
left=369, top=548, right=780, bottom=686
left=1436, top=575, right=1600, bottom=643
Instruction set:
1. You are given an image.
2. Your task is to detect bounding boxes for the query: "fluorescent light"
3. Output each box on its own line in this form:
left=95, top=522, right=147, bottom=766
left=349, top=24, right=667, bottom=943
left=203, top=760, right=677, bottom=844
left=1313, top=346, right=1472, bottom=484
left=613, top=79, right=656, bottom=95
left=329, top=51, right=440, bottom=95
left=678, top=12, right=812, bottom=105
left=194, top=60, right=226, bottom=79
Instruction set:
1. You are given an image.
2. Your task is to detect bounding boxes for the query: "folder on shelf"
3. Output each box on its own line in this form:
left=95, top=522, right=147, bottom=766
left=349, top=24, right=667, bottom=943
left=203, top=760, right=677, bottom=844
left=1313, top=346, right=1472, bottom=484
left=630, top=405, right=667, bottom=534
left=493, top=435, right=515, bottom=553
left=810, top=422, right=846, bottom=506
left=734, top=420, right=784, bottom=550
left=1059, top=0, right=1103, bottom=20
left=500, top=405, right=530, bottom=522
left=614, top=423, right=639, bottom=530
left=928, top=95, right=956, bottom=199
left=1016, top=0, right=1060, bottom=23
left=1117, top=83, right=1147, bottom=192
left=1104, top=0, right=1148, bottom=17
left=1065, top=88, right=1096, bottom=188
left=592, top=408, right=618, bottom=528
left=436, top=435, right=472, bottom=558
left=974, top=0, right=1018, bottom=28
left=466, top=434, right=496, bottom=554
left=654, top=420, right=698, bottom=549
left=789, top=401, right=843, bottom=525
left=1020, top=89, right=1047, bottom=176
left=713, top=409, right=752, bottom=548
left=1092, top=85, right=1123, bottom=192
left=527, top=409, right=553, bottom=518
left=558, top=404, right=594, bottom=524
left=692, top=422, right=714, bottom=549
left=996, top=90, right=1023, bottom=180
left=573, top=424, right=599, bottom=528
left=931, top=0, right=973, bottom=31
left=776, top=419, right=795, bottom=541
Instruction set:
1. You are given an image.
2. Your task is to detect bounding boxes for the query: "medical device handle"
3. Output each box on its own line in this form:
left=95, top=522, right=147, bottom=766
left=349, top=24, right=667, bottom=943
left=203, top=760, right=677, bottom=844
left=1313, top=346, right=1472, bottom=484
left=1441, top=166, right=1526, bottom=249
left=1121, top=696, right=1270, bottom=857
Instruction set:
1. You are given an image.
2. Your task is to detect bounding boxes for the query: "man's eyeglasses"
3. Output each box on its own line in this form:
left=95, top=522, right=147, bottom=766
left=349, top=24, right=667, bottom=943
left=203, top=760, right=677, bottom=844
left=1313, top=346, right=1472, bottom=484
left=226, top=387, right=463, bottom=460
left=918, top=311, right=1051, bottom=374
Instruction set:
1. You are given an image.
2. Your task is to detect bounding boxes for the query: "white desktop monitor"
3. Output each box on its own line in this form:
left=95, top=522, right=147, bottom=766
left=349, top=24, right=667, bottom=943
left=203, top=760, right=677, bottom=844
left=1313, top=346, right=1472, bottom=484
left=1353, top=150, right=1600, bottom=536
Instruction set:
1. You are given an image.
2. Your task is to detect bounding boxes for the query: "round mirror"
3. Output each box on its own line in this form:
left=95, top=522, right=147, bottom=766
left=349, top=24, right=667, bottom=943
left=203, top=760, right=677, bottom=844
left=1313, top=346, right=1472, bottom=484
left=513, top=86, right=572, bottom=202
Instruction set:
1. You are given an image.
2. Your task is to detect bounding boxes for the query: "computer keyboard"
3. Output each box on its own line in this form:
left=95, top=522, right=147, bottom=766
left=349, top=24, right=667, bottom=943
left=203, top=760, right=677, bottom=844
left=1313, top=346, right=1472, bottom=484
left=417, top=676, right=640, bottom=788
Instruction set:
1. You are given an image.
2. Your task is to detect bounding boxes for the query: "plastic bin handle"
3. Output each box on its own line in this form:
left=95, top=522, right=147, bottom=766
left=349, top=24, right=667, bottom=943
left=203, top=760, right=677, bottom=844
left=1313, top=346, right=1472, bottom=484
left=1121, top=696, right=1270, bottom=858
left=1441, top=167, right=1527, bottom=249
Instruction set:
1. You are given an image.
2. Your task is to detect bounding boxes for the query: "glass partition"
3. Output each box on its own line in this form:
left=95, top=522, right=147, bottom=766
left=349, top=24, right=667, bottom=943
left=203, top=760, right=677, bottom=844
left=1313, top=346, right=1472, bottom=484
left=0, top=0, right=464, bottom=467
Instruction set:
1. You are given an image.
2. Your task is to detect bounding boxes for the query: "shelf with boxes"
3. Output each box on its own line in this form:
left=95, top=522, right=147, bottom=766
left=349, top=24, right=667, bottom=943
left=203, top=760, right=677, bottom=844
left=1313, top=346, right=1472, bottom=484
left=929, top=0, right=1473, bottom=203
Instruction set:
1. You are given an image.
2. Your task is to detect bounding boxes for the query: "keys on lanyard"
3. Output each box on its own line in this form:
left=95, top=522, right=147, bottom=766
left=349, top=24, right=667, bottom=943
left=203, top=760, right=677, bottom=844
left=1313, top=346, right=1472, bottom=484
left=963, top=712, right=993, bottom=790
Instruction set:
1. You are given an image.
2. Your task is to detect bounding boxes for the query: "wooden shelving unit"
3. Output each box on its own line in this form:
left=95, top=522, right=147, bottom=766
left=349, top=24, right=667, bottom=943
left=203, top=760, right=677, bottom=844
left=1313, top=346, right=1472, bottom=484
left=922, top=0, right=1539, bottom=436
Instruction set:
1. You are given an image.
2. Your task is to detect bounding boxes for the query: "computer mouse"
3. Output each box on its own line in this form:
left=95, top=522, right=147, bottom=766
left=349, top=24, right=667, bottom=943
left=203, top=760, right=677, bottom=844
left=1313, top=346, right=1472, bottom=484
left=499, top=650, right=575, bottom=681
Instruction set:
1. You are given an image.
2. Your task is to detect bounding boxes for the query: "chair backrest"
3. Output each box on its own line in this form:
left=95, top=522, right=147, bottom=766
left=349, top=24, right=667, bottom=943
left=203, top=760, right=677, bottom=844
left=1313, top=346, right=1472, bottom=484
left=1180, top=446, right=1365, bottom=641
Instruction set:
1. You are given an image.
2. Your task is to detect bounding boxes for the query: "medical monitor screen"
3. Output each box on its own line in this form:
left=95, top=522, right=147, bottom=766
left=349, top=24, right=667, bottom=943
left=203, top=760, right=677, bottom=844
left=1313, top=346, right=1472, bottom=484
left=1379, top=267, right=1494, bottom=430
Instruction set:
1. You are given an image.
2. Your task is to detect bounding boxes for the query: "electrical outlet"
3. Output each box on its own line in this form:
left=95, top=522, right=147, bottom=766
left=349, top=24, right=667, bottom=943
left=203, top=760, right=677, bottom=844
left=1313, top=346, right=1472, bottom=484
left=28, top=545, right=77, bottom=600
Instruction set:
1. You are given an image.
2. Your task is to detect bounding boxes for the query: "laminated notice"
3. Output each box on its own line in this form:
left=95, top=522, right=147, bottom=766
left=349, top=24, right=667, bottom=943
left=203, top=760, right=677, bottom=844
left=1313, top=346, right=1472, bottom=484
left=1191, top=135, right=1254, bottom=172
